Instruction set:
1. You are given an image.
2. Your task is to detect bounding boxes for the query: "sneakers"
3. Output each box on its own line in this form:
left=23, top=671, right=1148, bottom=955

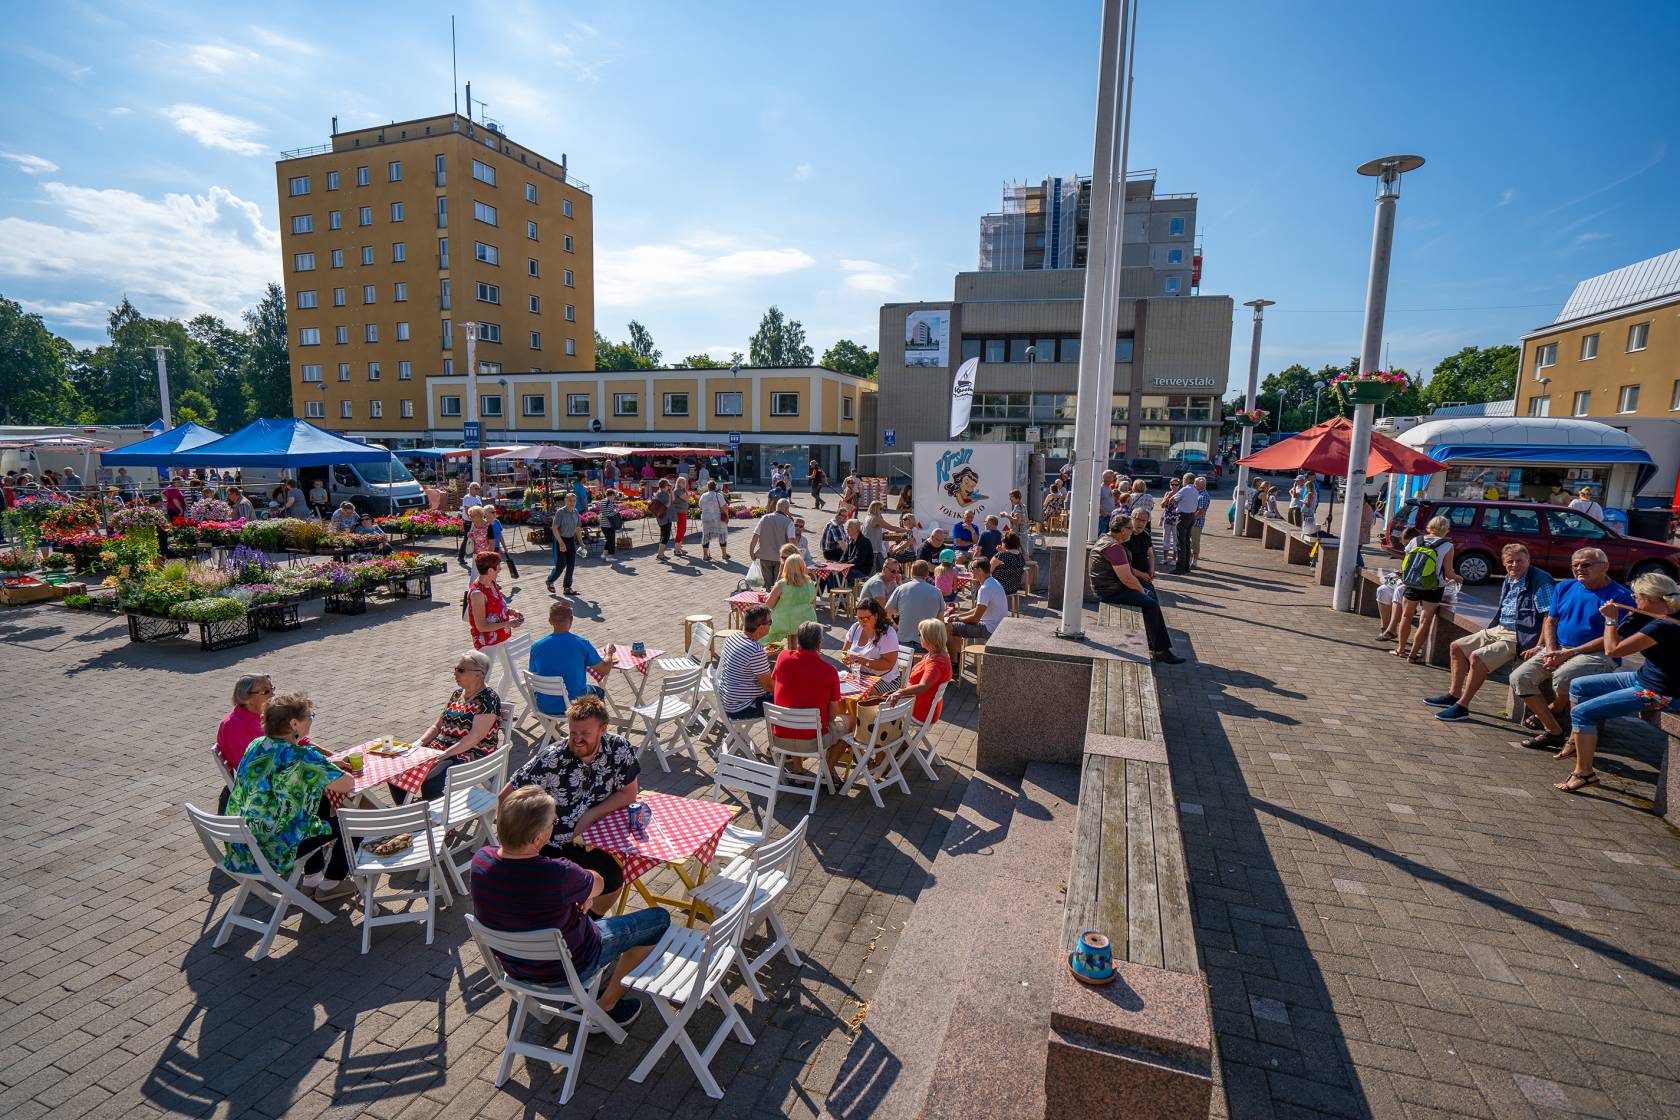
left=606, top=996, right=643, bottom=1027
left=1435, top=704, right=1470, bottom=722
left=1423, top=694, right=1458, bottom=707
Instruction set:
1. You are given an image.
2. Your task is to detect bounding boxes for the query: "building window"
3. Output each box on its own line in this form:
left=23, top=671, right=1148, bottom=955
left=563, top=269, right=574, bottom=287
left=337, top=363, right=350, bottom=380
left=1580, top=333, right=1599, bottom=360
left=1527, top=396, right=1550, bottom=417
left=395, top=322, right=410, bottom=341
left=392, top=361, right=408, bottom=381
left=400, top=399, right=414, bottom=418
left=1534, top=342, right=1557, bottom=372
left=475, top=241, right=499, bottom=265
left=771, top=391, right=800, bottom=416
left=471, top=159, right=497, bottom=186
left=293, top=252, right=316, bottom=272
left=564, top=303, right=575, bottom=321
left=529, top=331, right=541, bottom=350
left=528, top=294, right=541, bottom=314
left=441, top=395, right=462, bottom=417
left=291, top=214, right=313, bottom=234
left=1166, top=248, right=1183, bottom=263
left=370, top=400, right=383, bottom=419
left=340, top=400, right=353, bottom=419
left=440, top=278, right=451, bottom=309
left=527, top=220, right=538, bottom=241
left=297, top=290, right=318, bottom=309
left=477, top=322, right=502, bottom=343
left=567, top=393, right=591, bottom=416
left=333, top=287, right=346, bottom=307
left=480, top=395, right=503, bottom=417
left=358, top=205, right=372, bottom=227
left=842, top=395, right=854, bottom=420
left=434, top=154, right=446, bottom=187
left=356, top=165, right=369, bottom=187
left=1116, top=337, right=1134, bottom=362
left=565, top=337, right=576, bottom=356
left=335, top=325, right=349, bottom=345
left=328, top=210, right=342, bottom=230
left=298, top=327, right=320, bottom=346
left=442, top=359, right=453, bottom=374
left=614, top=393, right=639, bottom=417
left=330, top=248, right=343, bottom=268
left=305, top=400, right=323, bottom=418
left=715, top=391, right=743, bottom=417
left=525, top=182, right=537, bottom=203
left=287, top=175, right=310, bottom=196
left=365, top=324, right=378, bottom=342
left=442, top=318, right=452, bottom=349
left=387, top=160, right=402, bottom=182
left=1573, top=390, right=1591, bottom=416
left=473, top=201, right=498, bottom=226
left=1168, top=216, right=1185, bottom=236
left=436, top=196, right=447, bottom=228
left=1618, top=384, right=1640, bottom=413
left=438, top=238, right=449, bottom=269
left=476, top=282, right=500, bottom=304
left=394, top=281, right=408, bottom=302
left=326, top=170, right=339, bottom=191
left=663, top=392, right=689, bottom=417
left=361, top=283, right=376, bottom=304
left=528, top=258, right=540, bottom=277
left=1672, top=380, right=1680, bottom=412
left=562, top=198, right=573, bottom=218
left=522, top=393, right=545, bottom=417
left=389, top=201, right=405, bottom=222
left=361, top=245, right=374, bottom=266
left=301, top=363, right=322, bottom=382
left=563, top=234, right=574, bottom=253
left=1165, top=276, right=1182, bottom=294
left=1629, top=322, right=1650, bottom=352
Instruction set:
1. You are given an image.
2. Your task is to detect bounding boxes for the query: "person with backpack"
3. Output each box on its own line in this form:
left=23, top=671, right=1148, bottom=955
left=1393, top=515, right=1457, bottom=663
left=1425, top=542, right=1555, bottom=722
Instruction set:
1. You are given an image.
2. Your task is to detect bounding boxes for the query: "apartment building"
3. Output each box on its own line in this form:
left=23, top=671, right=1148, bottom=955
left=421, top=365, right=872, bottom=482
left=1513, top=248, right=1680, bottom=422
left=274, top=112, right=594, bottom=437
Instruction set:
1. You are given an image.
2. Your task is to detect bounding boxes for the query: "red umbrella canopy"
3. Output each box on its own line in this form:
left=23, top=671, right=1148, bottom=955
left=1237, top=417, right=1445, bottom=476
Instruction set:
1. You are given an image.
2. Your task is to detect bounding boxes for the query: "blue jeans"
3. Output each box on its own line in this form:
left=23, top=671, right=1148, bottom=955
left=575, top=906, right=671, bottom=987
left=1568, top=671, right=1680, bottom=732
left=726, top=694, right=768, bottom=721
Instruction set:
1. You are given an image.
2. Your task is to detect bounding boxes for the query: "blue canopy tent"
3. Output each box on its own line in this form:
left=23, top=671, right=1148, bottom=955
left=167, top=419, right=393, bottom=468
left=101, top=421, right=225, bottom=468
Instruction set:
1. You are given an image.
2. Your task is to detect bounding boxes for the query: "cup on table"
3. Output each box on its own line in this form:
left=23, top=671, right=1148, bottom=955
left=631, top=640, right=646, bottom=657
left=344, top=749, right=365, bottom=774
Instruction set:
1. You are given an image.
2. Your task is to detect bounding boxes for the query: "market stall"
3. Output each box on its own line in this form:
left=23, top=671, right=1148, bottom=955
left=1392, top=417, right=1657, bottom=515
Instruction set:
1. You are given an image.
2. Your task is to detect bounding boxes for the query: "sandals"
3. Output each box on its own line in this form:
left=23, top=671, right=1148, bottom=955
left=1408, top=650, right=1424, bottom=665
left=1518, top=732, right=1567, bottom=751
left=1553, top=742, right=1577, bottom=760
left=1555, top=771, right=1598, bottom=793
left=1390, top=647, right=1410, bottom=658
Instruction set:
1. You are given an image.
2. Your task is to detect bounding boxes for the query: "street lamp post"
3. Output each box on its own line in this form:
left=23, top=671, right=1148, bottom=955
left=1232, top=299, right=1273, bottom=535
left=463, top=321, right=481, bottom=486
left=1311, top=380, right=1325, bottom=427
left=1333, top=154, right=1424, bottom=613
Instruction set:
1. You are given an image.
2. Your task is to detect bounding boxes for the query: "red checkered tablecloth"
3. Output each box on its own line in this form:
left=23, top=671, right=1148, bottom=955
left=579, top=790, right=738, bottom=883
left=326, top=741, right=444, bottom=806
left=840, top=671, right=885, bottom=698
left=809, top=562, right=853, bottom=581
left=590, top=646, right=663, bottom=681
left=729, top=590, right=769, bottom=612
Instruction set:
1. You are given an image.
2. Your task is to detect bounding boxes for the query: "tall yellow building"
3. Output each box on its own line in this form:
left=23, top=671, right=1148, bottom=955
left=274, top=113, right=594, bottom=439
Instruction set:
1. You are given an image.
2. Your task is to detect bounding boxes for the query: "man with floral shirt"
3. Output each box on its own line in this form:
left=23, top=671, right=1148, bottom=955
left=500, top=694, right=640, bottom=916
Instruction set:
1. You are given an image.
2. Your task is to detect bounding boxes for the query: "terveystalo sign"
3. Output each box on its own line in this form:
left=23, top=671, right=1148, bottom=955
left=1149, top=377, right=1218, bottom=388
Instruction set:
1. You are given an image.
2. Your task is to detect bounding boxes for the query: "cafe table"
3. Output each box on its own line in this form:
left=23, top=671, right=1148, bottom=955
left=589, top=644, right=664, bottom=713
left=727, top=590, right=769, bottom=629
left=325, top=740, right=445, bottom=807
left=578, top=790, right=738, bottom=927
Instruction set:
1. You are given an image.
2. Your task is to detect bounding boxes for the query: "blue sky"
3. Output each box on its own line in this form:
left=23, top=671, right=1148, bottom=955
left=1, top=0, right=1676, bottom=392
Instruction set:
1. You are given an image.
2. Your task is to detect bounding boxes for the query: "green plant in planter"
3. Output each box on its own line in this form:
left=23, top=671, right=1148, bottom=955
left=0, top=549, right=34, bottom=574
left=168, top=597, right=248, bottom=622
left=284, top=519, right=327, bottom=550
left=62, top=593, right=93, bottom=609
left=41, top=553, right=74, bottom=571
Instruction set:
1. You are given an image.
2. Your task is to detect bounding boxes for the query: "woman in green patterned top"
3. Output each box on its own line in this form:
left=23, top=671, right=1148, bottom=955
left=224, top=692, right=359, bottom=902
left=765, top=551, right=819, bottom=646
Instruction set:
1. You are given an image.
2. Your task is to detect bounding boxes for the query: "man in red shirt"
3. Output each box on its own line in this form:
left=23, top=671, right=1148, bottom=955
left=771, top=621, right=853, bottom=773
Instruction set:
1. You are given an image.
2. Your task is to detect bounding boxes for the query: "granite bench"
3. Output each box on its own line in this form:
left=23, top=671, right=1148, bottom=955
left=1646, top=714, right=1680, bottom=829
left=1260, top=516, right=1290, bottom=552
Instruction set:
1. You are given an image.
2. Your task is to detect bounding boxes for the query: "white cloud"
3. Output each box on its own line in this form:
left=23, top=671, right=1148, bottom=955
left=0, top=152, right=59, bottom=175
left=20, top=298, right=110, bottom=331
left=1498, top=188, right=1516, bottom=206
left=597, top=238, right=815, bottom=307
left=163, top=103, right=266, bottom=156
left=1574, top=231, right=1611, bottom=244
left=250, top=27, right=321, bottom=56
left=838, top=258, right=902, bottom=295
left=793, top=162, right=813, bottom=181
left=109, top=106, right=133, bottom=117
left=186, top=43, right=259, bottom=75
left=0, top=180, right=280, bottom=326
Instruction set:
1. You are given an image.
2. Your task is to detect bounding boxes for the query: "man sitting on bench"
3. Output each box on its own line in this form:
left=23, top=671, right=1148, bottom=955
left=1509, top=547, right=1633, bottom=750
left=1426, top=543, right=1554, bottom=722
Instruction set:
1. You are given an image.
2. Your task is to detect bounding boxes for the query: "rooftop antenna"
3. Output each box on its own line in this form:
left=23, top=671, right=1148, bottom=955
left=451, top=15, right=459, bottom=116
left=465, top=80, right=471, bottom=122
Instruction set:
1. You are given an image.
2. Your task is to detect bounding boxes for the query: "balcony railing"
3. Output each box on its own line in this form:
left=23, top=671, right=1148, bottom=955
left=280, top=142, right=334, bottom=160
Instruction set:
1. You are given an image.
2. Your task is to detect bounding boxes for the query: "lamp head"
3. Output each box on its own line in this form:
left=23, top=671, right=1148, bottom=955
left=1356, top=154, right=1425, bottom=199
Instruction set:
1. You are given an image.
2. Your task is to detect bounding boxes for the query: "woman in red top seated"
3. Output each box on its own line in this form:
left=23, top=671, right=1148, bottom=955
left=466, top=551, right=523, bottom=650
left=215, top=674, right=275, bottom=811
left=888, top=618, right=953, bottom=725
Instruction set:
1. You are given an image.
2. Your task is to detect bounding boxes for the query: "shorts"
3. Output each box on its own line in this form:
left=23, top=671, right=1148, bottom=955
left=949, top=620, right=992, bottom=641
left=1509, top=652, right=1616, bottom=699
left=725, top=694, right=768, bottom=721
left=1403, top=586, right=1444, bottom=603
left=542, top=840, right=625, bottom=897
left=1375, top=583, right=1402, bottom=605
left=574, top=906, right=671, bottom=987
left=1450, top=626, right=1520, bottom=671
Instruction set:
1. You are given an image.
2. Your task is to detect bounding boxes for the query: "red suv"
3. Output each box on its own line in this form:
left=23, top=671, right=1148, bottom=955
left=1383, top=498, right=1680, bottom=585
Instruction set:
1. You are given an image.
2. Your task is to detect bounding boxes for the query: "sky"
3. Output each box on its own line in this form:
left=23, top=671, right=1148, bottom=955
left=1, top=0, right=1677, bottom=394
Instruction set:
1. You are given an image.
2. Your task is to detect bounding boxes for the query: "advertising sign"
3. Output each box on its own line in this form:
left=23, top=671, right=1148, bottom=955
left=462, top=420, right=481, bottom=449
left=913, top=440, right=1029, bottom=536
left=904, top=309, right=950, bottom=368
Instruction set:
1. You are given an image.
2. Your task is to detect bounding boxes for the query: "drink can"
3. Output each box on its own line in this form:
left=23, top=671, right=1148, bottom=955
left=627, top=801, right=651, bottom=837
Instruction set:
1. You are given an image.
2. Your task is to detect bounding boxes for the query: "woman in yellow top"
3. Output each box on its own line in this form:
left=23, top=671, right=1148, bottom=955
left=765, top=552, right=819, bottom=646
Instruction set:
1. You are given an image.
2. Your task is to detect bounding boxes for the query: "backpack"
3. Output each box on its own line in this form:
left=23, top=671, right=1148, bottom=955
left=1400, top=536, right=1445, bottom=591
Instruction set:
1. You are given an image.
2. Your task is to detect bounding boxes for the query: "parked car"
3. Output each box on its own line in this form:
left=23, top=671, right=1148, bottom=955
left=1381, top=498, right=1680, bottom=584
left=1119, top=457, right=1171, bottom=490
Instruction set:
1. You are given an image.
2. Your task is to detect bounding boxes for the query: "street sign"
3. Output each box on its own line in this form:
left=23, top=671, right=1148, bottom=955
left=728, top=430, right=741, bottom=447
left=1025, top=425, right=1041, bottom=444
left=462, top=420, right=481, bottom=449
left=883, top=428, right=896, bottom=448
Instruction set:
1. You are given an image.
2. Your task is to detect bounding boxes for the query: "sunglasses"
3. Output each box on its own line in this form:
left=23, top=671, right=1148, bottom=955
left=248, top=687, right=273, bottom=696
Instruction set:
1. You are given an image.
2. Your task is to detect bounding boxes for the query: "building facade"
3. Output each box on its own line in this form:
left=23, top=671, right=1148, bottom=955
left=420, top=366, right=871, bottom=482
left=274, top=113, right=594, bottom=436
left=1513, top=248, right=1680, bottom=424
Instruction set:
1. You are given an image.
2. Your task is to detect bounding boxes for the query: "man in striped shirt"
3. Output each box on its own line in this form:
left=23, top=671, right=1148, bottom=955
left=717, top=606, right=775, bottom=720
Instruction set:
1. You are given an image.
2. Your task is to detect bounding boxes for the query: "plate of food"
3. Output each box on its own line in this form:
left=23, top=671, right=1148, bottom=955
left=368, top=738, right=413, bottom=757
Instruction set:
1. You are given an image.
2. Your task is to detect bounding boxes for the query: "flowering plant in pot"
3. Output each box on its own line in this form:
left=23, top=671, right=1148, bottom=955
left=1231, top=408, right=1268, bottom=426
left=1332, top=369, right=1407, bottom=404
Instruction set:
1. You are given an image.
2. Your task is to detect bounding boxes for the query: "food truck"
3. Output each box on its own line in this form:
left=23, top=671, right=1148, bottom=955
left=1390, top=416, right=1657, bottom=512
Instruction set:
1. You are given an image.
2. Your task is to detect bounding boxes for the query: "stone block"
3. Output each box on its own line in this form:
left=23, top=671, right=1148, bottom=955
left=1314, top=540, right=1340, bottom=586
left=1283, top=532, right=1314, bottom=566
left=1261, top=520, right=1288, bottom=551
left=1046, top=535, right=1093, bottom=612
left=1657, top=714, right=1680, bottom=828
left=1241, top=511, right=1264, bottom=539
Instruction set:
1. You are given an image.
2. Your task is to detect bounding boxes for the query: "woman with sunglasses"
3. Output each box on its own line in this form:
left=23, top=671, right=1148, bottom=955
left=396, top=650, right=504, bottom=803
left=215, top=674, right=286, bottom=812
left=465, top=551, right=523, bottom=650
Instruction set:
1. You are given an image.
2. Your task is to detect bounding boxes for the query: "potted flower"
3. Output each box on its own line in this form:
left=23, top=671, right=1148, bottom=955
left=1332, top=369, right=1407, bottom=404
left=1231, top=408, right=1268, bottom=426
left=0, top=549, right=34, bottom=576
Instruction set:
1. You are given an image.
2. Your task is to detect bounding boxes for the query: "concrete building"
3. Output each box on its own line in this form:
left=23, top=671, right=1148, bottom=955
left=421, top=365, right=871, bottom=482
left=274, top=112, right=594, bottom=438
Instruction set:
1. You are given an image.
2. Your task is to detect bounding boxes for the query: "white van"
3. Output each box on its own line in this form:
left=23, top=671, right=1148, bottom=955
left=237, top=450, right=427, bottom=516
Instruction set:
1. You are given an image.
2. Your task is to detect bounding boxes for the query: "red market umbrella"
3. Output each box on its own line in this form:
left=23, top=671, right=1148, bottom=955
left=1237, top=417, right=1445, bottom=477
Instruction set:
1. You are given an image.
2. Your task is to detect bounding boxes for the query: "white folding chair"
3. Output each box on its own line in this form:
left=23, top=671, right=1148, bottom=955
left=209, top=745, right=236, bottom=792
left=837, top=698, right=914, bottom=807
left=629, top=666, right=702, bottom=772
left=465, top=915, right=628, bottom=1106
left=707, top=666, right=760, bottom=758
left=708, top=754, right=783, bottom=868
left=760, top=703, right=839, bottom=813
left=490, top=634, right=539, bottom=728
left=336, top=802, right=454, bottom=954
left=523, top=671, right=573, bottom=750
left=428, top=745, right=511, bottom=894
left=689, top=815, right=809, bottom=1001
left=895, top=647, right=915, bottom=680
left=185, top=803, right=334, bottom=961
left=658, top=623, right=717, bottom=736
left=623, top=871, right=760, bottom=1099
left=897, top=681, right=949, bottom=780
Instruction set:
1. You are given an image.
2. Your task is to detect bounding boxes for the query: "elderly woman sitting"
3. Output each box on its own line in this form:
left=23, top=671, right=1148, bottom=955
left=224, top=691, right=359, bottom=901
left=329, top=501, right=359, bottom=533
left=395, top=650, right=503, bottom=803
left=216, top=673, right=281, bottom=811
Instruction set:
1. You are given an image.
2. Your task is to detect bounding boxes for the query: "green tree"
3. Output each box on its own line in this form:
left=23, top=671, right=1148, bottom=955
left=748, top=306, right=813, bottom=367
left=0, top=296, right=81, bottom=423
left=1420, top=345, right=1519, bottom=409
left=241, top=283, right=291, bottom=420
left=821, top=338, right=877, bottom=379
left=188, top=312, right=250, bottom=430
left=594, top=326, right=656, bottom=371
left=626, top=320, right=660, bottom=366
left=174, top=388, right=216, bottom=427
left=675, top=353, right=725, bottom=368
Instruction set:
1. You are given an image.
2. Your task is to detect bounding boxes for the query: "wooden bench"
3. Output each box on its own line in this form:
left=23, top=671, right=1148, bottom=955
left=1046, top=603, right=1211, bottom=1120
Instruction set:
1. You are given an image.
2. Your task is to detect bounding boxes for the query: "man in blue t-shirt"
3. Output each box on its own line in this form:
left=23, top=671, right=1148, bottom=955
left=1507, top=547, right=1634, bottom=748
left=528, top=600, right=616, bottom=714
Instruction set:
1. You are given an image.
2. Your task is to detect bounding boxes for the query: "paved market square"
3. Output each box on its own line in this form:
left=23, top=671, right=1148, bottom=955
left=3, top=496, right=1679, bottom=1120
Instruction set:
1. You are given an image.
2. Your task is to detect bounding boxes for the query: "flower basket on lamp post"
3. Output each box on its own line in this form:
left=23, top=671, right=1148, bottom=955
left=1333, top=370, right=1404, bottom=406
left=1231, top=408, right=1268, bottom=427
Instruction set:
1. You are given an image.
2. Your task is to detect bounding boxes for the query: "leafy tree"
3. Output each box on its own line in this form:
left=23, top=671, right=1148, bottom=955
left=188, top=313, right=250, bottom=430
left=174, top=388, right=216, bottom=427
left=594, top=327, right=656, bottom=371
left=0, top=296, right=80, bottom=423
left=748, top=306, right=813, bottom=367
left=626, top=320, right=660, bottom=366
left=241, top=283, right=291, bottom=420
left=675, top=353, right=725, bottom=368
left=821, top=339, right=877, bottom=379
left=1420, top=345, right=1518, bottom=409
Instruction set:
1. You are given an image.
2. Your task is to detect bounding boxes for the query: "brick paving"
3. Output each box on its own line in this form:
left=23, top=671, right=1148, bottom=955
left=0, top=498, right=979, bottom=1120
left=1164, top=508, right=1680, bottom=1120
